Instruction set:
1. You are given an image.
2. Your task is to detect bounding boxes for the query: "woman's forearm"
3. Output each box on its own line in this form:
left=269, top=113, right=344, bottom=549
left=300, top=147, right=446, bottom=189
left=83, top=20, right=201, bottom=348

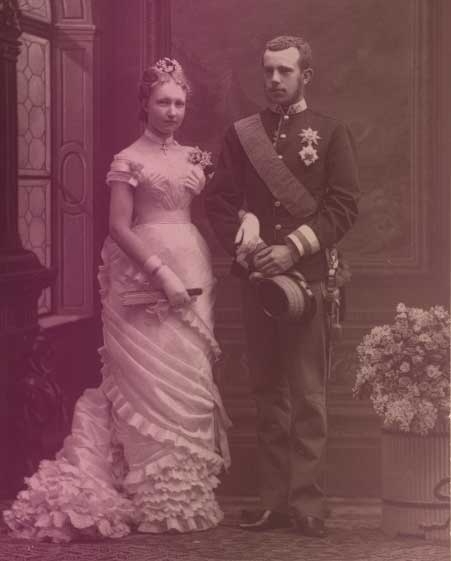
left=109, top=222, right=163, bottom=277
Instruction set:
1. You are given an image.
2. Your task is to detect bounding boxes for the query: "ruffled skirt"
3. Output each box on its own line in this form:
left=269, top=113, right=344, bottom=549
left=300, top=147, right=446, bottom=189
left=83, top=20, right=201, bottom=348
left=3, top=222, right=231, bottom=542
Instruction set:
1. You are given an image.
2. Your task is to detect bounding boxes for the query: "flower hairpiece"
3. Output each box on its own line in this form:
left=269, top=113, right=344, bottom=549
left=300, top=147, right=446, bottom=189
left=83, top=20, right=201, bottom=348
left=154, top=57, right=182, bottom=74
left=188, top=147, right=213, bottom=170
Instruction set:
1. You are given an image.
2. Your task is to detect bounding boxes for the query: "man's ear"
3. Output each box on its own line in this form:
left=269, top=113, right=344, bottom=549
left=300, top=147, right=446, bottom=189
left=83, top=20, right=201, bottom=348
left=303, top=68, right=313, bottom=85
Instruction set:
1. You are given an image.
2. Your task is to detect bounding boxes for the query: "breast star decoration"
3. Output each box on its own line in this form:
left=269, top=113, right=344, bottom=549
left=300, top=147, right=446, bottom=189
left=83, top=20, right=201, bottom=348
left=298, top=127, right=321, bottom=166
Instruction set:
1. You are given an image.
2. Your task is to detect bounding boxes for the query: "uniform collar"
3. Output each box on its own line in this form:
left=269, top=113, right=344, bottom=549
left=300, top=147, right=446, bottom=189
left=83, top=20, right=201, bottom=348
left=269, top=97, right=307, bottom=116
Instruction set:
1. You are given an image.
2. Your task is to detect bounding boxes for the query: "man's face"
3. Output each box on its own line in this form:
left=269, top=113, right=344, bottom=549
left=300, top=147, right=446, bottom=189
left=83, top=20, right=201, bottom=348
left=262, top=47, right=309, bottom=107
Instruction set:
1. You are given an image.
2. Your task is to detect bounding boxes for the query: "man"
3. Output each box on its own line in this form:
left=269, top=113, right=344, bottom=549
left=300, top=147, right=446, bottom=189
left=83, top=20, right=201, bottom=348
left=205, top=35, right=360, bottom=538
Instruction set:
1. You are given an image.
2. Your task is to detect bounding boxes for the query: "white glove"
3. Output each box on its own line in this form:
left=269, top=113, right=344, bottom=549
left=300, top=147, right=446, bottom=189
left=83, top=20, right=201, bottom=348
left=154, top=265, right=190, bottom=309
left=235, top=212, right=261, bottom=263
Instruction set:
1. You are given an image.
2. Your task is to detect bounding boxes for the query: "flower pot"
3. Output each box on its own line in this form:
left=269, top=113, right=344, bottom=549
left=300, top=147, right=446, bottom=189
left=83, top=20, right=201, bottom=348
left=381, top=424, right=450, bottom=543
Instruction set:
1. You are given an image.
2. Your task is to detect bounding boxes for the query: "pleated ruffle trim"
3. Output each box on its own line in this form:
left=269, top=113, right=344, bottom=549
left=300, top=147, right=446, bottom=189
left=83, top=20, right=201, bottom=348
left=3, top=449, right=224, bottom=543
left=2, top=458, right=135, bottom=543
left=101, top=362, right=228, bottom=473
left=3, top=376, right=227, bottom=543
left=127, top=451, right=224, bottom=534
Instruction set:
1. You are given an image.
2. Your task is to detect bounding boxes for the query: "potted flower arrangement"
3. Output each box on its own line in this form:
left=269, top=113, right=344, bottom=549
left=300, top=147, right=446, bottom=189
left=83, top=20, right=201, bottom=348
left=353, top=303, right=450, bottom=542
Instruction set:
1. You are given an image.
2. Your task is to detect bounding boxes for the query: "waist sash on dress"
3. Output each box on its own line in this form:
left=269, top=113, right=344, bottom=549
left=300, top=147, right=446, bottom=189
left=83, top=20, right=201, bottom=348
left=134, top=208, right=191, bottom=225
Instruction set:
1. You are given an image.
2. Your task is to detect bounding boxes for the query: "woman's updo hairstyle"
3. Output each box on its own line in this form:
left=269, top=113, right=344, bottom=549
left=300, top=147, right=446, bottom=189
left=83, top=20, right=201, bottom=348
left=138, top=57, right=192, bottom=122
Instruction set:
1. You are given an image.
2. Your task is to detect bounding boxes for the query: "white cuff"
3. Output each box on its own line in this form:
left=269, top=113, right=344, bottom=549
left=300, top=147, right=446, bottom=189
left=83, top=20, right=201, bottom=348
left=286, top=224, right=320, bottom=257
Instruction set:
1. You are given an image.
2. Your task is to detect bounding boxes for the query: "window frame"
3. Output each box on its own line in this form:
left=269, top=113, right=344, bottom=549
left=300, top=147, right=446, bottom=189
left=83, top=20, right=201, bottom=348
left=18, top=0, right=96, bottom=323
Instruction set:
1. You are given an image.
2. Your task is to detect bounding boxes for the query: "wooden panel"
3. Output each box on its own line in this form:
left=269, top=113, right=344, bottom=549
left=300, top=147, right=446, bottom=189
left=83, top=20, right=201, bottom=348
left=60, top=213, right=87, bottom=308
left=53, top=26, right=95, bottom=316
left=61, top=49, right=86, bottom=143
left=61, top=0, right=84, bottom=19
left=55, top=0, right=93, bottom=24
left=61, top=149, right=86, bottom=205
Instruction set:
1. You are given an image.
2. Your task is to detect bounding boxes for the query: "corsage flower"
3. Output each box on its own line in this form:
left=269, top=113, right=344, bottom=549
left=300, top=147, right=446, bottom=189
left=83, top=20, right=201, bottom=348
left=298, top=127, right=321, bottom=167
left=187, top=147, right=213, bottom=170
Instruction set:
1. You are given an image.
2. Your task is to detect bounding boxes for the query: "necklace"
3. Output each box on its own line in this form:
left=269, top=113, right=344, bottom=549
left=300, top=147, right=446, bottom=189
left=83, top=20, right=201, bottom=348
left=144, top=128, right=175, bottom=154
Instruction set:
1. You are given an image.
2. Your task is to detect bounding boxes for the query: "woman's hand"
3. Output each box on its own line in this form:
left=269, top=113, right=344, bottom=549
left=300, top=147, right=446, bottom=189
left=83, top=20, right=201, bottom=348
left=154, top=265, right=191, bottom=309
left=184, top=166, right=206, bottom=194
left=235, top=212, right=261, bottom=263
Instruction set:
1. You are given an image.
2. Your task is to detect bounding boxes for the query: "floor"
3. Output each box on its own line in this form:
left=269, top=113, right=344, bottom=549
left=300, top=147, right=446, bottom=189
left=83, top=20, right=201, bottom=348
left=0, top=498, right=449, bottom=561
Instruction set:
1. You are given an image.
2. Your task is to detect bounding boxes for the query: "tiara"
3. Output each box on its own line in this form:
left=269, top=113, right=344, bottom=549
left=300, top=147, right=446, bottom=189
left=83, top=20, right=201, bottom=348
left=153, top=57, right=182, bottom=74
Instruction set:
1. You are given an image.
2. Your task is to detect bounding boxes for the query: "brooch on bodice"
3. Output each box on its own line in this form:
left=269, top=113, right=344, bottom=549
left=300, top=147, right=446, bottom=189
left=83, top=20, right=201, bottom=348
left=298, top=127, right=321, bottom=167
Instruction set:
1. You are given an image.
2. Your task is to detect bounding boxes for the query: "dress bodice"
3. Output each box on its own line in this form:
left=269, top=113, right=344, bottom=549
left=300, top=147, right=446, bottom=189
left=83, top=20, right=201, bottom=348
left=106, top=130, right=205, bottom=213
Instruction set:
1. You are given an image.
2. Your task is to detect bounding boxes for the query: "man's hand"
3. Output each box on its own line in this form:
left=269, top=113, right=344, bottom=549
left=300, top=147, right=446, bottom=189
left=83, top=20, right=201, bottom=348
left=253, top=245, right=295, bottom=277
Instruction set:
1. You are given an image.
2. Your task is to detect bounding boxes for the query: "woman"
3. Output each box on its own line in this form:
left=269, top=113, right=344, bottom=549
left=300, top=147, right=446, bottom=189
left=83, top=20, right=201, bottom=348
left=4, top=58, right=231, bottom=542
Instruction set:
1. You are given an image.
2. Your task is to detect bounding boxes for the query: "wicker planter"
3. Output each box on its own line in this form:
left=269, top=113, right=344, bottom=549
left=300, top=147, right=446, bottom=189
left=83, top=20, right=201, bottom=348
left=381, top=423, right=450, bottom=542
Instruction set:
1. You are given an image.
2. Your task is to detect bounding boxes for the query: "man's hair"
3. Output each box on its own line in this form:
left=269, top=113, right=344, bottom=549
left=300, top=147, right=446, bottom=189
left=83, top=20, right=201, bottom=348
left=265, top=35, right=312, bottom=70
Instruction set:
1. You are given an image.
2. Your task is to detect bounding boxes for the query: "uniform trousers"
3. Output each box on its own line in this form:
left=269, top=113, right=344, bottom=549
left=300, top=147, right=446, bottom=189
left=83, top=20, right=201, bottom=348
left=241, top=279, right=328, bottom=519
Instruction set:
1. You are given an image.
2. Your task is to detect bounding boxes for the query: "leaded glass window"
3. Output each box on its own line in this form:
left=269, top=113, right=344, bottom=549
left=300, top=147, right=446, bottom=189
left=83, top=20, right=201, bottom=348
left=18, top=0, right=52, bottom=23
left=17, top=18, right=52, bottom=314
left=16, top=0, right=95, bottom=319
left=17, top=33, right=51, bottom=175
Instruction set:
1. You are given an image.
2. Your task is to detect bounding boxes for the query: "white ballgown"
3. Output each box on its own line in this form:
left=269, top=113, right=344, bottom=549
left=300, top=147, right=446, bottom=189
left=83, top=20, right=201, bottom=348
left=3, top=130, right=231, bottom=542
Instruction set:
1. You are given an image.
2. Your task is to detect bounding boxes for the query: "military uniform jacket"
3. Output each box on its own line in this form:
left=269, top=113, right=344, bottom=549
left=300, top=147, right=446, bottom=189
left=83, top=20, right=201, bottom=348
left=205, top=105, right=360, bottom=281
